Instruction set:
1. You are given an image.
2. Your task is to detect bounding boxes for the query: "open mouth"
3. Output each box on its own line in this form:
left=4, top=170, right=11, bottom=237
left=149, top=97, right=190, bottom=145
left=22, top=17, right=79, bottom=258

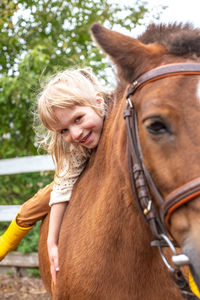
left=80, top=132, right=92, bottom=144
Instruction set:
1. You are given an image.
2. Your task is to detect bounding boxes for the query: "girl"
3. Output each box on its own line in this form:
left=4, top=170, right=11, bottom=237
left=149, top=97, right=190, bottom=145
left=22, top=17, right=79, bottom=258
left=0, top=67, right=111, bottom=284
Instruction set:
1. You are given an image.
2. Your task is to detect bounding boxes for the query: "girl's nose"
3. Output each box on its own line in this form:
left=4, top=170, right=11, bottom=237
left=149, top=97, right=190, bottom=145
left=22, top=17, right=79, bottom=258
left=70, top=126, right=83, bottom=142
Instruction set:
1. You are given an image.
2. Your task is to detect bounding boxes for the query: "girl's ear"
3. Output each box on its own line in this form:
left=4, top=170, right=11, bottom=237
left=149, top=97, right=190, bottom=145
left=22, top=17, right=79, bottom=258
left=96, top=92, right=104, bottom=104
left=96, top=93, right=105, bottom=111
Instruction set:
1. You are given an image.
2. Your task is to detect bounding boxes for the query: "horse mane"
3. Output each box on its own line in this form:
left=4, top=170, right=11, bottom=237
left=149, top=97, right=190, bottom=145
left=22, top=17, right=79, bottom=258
left=139, top=23, right=200, bottom=56
left=99, top=23, right=200, bottom=106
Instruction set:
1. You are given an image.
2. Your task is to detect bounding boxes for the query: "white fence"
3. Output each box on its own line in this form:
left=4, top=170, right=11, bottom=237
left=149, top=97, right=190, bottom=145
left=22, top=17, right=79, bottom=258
left=0, top=155, right=54, bottom=175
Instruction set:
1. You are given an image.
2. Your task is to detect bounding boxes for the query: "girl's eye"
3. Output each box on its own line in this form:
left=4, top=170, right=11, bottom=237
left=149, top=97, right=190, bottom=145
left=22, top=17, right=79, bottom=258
left=75, top=116, right=82, bottom=123
left=61, top=128, right=68, bottom=135
left=145, top=120, right=169, bottom=135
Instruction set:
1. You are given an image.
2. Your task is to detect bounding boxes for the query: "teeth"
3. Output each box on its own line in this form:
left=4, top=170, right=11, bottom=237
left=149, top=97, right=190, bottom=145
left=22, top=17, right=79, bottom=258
left=81, top=133, right=90, bottom=143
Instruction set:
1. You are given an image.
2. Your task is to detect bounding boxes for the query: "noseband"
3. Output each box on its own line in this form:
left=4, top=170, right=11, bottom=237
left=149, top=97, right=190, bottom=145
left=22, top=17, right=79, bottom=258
left=124, top=63, right=200, bottom=299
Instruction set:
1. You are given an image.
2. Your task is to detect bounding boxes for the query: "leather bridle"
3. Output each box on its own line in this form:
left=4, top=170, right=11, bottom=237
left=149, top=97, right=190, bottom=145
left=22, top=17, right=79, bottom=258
left=124, top=63, right=200, bottom=299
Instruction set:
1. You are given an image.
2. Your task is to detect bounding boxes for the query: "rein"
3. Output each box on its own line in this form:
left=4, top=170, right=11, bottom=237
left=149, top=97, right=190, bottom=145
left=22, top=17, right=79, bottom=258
left=124, top=63, right=200, bottom=299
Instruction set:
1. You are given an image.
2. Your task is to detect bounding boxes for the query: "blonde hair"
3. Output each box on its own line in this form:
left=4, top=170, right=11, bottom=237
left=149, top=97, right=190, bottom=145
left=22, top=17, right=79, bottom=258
left=35, top=67, right=111, bottom=176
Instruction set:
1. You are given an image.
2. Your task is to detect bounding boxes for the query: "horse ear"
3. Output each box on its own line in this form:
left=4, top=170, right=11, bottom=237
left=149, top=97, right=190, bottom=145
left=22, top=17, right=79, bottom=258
left=91, top=23, right=166, bottom=83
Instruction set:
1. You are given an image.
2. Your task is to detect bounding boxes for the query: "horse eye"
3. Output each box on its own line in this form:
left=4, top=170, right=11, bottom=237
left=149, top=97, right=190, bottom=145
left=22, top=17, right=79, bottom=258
left=146, top=120, right=168, bottom=135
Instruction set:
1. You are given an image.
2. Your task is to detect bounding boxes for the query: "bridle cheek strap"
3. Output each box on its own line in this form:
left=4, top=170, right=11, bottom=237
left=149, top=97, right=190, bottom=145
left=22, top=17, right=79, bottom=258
left=125, top=63, right=200, bottom=298
left=126, top=63, right=200, bottom=232
left=161, top=177, right=200, bottom=229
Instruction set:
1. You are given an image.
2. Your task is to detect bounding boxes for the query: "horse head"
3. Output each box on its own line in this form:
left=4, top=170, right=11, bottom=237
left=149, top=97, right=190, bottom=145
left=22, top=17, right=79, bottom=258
left=91, top=23, right=200, bottom=295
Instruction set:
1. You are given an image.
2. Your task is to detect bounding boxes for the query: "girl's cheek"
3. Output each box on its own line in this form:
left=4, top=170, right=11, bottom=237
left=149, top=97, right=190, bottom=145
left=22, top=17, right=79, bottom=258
left=83, top=121, right=93, bottom=128
left=63, top=135, right=70, bottom=143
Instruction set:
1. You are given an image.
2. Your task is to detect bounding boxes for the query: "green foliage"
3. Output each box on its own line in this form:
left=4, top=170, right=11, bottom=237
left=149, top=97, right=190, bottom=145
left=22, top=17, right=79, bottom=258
left=27, top=268, right=40, bottom=277
left=0, top=0, right=160, bottom=255
left=17, top=221, right=41, bottom=253
left=6, top=270, right=13, bottom=276
left=0, top=0, right=148, bottom=76
left=0, top=171, right=54, bottom=205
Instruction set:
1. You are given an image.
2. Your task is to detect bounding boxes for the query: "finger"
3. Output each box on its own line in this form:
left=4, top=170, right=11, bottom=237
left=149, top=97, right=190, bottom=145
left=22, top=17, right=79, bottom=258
left=54, top=252, right=59, bottom=271
left=50, top=262, right=56, bottom=284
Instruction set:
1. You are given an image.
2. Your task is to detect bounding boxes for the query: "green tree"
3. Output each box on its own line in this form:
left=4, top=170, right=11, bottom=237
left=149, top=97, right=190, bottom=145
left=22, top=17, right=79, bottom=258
left=0, top=0, right=158, bottom=254
left=0, top=0, right=149, bottom=159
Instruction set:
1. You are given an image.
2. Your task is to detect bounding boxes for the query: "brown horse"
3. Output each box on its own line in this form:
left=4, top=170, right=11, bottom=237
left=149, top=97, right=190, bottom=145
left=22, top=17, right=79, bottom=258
left=38, top=23, right=200, bottom=299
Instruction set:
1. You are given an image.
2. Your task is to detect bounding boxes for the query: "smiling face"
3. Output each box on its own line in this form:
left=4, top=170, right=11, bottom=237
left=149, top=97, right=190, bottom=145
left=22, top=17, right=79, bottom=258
left=52, top=104, right=104, bottom=149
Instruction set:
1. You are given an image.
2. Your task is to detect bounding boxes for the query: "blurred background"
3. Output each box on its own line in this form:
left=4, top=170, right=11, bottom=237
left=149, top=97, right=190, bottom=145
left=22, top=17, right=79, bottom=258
left=0, top=0, right=199, bottom=277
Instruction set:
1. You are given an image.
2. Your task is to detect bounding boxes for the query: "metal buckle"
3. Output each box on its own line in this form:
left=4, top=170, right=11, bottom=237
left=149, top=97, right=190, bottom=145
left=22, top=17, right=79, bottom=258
left=151, top=234, right=189, bottom=272
left=127, top=97, right=133, bottom=108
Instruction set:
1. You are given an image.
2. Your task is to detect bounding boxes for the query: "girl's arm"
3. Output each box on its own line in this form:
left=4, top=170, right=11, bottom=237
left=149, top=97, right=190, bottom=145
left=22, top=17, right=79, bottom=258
left=47, top=202, right=68, bottom=284
left=47, top=149, right=90, bottom=284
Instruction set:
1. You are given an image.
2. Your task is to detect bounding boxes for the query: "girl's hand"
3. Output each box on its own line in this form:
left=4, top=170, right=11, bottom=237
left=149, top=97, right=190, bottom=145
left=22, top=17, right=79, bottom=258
left=47, top=243, right=59, bottom=284
left=47, top=202, right=68, bottom=285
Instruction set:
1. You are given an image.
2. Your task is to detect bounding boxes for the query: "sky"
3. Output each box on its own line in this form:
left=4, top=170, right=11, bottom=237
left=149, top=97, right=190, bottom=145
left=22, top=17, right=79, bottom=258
left=151, top=0, right=200, bottom=27
left=106, top=0, right=200, bottom=84
left=115, top=0, right=200, bottom=37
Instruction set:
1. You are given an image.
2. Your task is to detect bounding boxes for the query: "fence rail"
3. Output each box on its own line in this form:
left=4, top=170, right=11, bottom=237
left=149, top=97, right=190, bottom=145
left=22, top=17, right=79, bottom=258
left=0, top=252, right=39, bottom=268
left=0, top=205, right=21, bottom=222
left=0, top=155, right=54, bottom=175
